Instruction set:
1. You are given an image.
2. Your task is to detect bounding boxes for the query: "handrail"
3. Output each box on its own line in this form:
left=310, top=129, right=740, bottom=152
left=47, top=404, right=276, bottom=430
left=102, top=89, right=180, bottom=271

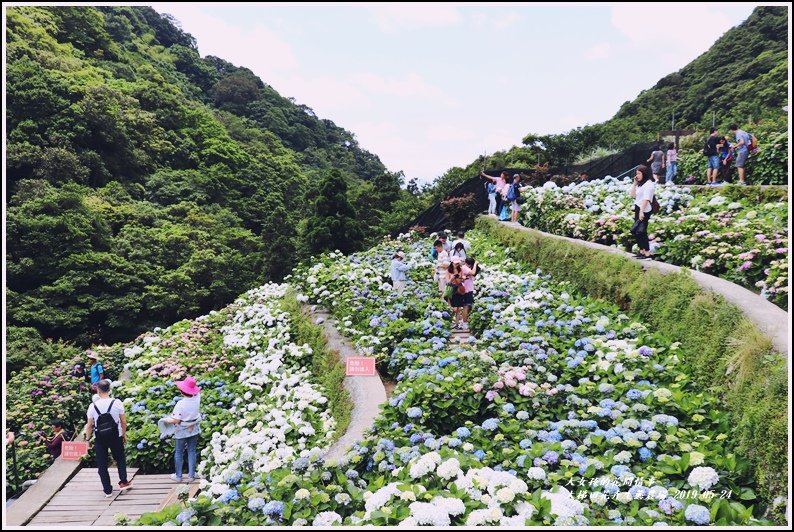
left=612, top=164, right=641, bottom=181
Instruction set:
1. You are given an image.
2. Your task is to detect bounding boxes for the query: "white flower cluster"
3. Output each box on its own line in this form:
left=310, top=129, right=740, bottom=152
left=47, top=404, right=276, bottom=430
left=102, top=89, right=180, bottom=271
left=687, top=466, right=720, bottom=490
left=199, top=284, right=335, bottom=498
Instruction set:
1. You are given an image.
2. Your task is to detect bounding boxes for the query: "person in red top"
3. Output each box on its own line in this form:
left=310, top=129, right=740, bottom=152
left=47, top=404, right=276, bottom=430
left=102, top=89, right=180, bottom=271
left=38, top=420, right=68, bottom=459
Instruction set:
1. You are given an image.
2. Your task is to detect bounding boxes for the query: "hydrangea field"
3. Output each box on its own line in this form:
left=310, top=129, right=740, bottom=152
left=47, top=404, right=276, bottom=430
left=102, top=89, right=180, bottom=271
left=137, top=231, right=777, bottom=526
left=520, top=178, right=788, bottom=310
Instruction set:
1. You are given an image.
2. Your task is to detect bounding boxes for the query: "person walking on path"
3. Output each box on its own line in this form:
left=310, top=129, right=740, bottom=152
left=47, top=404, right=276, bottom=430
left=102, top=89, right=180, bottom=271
left=433, top=239, right=451, bottom=297
left=162, top=377, right=202, bottom=483
left=460, top=258, right=481, bottom=330
left=85, top=379, right=133, bottom=497
left=665, top=143, right=677, bottom=185
left=450, top=241, right=467, bottom=262
left=505, top=173, right=527, bottom=223
left=486, top=181, right=497, bottom=215
left=87, top=350, right=104, bottom=389
left=628, top=165, right=656, bottom=259
left=389, top=251, right=411, bottom=294
left=480, top=170, right=509, bottom=217
left=445, top=259, right=466, bottom=328
left=704, top=128, right=721, bottom=184
left=646, top=145, right=665, bottom=183
left=729, top=124, right=750, bottom=185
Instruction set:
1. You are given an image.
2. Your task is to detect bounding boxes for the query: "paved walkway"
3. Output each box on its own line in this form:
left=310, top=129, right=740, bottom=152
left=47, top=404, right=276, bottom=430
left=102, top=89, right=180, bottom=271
left=311, top=308, right=387, bottom=463
left=496, top=219, right=789, bottom=357
left=26, top=469, right=198, bottom=526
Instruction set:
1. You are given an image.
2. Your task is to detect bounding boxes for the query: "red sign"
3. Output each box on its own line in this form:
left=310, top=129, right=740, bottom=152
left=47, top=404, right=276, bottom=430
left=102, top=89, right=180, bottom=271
left=346, top=357, right=376, bottom=376
left=61, top=441, right=89, bottom=460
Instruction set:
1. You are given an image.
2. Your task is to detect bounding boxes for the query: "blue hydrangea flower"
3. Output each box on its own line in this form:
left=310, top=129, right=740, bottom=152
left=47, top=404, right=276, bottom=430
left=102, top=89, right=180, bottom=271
left=638, top=346, right=653, bottom=357
left=447, top=438, right=462, bottom=448
left=639, top=447, right=652, bottom=462
left=219, top=489, right=239, bottom=504
left=175, top=508, right=195, bottom=524
left=502, top=403, right=516, bottom=414
left=248, top=497, right=265, bottom=511
left=542, top=451, right=559, bottom=465
left=684, top=504, right=710, bottom=525
left=519, top=439, right=532, bottom=449
left=456, top=427, right=471, bottom=439
left=626, top=389, right=643, bottom=401
left=474, top=449, right=486, bottom=460
left=262, top=500, right=284, bottom=517
left=406, top=407, right=423, bottom=419
left=482, top=418, right=499, bottom=431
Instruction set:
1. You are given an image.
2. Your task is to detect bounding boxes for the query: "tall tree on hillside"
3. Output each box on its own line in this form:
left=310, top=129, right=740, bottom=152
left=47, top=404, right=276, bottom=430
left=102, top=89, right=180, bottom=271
left=300, top=169, right=364, bottom=256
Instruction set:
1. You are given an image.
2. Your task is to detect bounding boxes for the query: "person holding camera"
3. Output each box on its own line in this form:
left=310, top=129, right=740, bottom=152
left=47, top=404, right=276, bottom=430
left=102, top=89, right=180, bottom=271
left=38, top=420, right=69, bottom=459
left=629, top=165, right=656, bottom=259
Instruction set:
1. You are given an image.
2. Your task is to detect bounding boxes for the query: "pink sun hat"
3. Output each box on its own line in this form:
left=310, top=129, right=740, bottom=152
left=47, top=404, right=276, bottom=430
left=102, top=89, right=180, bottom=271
left=175, top=376, right=201, bottom=396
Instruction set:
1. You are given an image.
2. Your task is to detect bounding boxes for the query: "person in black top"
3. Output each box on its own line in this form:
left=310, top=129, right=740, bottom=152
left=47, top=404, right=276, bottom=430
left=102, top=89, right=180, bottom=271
left=705, top=128, right=721, bottom=184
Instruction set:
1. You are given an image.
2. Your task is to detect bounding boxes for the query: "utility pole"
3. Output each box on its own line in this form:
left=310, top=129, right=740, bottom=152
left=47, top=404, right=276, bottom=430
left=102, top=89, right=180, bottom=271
left=712, top=112, right=715, bottom=128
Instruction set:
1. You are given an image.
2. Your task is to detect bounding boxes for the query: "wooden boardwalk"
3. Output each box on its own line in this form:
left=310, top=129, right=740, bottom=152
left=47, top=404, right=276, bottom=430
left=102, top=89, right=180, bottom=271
left=27, top=468, right=199, bottom=526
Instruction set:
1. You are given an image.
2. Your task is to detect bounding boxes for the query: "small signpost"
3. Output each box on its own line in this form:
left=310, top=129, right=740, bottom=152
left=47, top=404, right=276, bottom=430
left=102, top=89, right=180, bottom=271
left=345, top=357, right=376, bottom=376
left=61, top=441, right=89, bottom=460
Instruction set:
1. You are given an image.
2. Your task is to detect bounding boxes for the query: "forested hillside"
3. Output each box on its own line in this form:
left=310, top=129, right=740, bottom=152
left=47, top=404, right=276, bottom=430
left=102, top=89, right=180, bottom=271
left=427, top=5, right=788, bottom=200
left=5, top=6, right=422, bottom=349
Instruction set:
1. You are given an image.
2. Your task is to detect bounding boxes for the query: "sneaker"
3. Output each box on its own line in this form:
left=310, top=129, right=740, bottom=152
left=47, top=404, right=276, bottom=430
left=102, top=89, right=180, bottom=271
left=104, top=492, right=113, bottom=498
left=187, top=477, right=196, bottom=483
left=119, top=481, right=133, bottom=491
left=170, top=474, right=183, bottom=482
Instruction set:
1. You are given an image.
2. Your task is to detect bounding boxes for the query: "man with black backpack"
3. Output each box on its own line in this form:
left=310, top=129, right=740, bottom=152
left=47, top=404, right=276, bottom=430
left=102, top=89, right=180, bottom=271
left=84, top=379, right=133, bottom=497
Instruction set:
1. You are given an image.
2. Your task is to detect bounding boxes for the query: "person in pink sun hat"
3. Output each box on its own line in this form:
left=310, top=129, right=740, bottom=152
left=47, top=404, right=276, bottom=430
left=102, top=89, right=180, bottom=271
left=162, top=376, right=202, bottom=482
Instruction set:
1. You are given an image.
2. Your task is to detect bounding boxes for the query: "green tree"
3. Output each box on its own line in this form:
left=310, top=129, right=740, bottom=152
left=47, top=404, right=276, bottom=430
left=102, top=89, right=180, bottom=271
left=301, top=169, right=364, bottom=256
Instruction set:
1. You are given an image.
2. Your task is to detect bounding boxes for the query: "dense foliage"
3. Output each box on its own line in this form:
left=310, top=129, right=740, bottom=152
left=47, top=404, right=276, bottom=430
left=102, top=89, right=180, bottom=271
left=5, top=6, right=421, bottom=347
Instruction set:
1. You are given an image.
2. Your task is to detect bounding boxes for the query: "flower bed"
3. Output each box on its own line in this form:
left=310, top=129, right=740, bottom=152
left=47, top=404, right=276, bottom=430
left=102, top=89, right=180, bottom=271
left=140, top=231, right=781, bottom=526
left=4, top=351, right=124, bottom=496
left=520, top=178, right=789, bottom=309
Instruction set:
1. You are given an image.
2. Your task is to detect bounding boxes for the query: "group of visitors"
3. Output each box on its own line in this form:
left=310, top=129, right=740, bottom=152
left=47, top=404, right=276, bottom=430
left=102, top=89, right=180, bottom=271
left=387, top=230, right=483, bottom=331
left=646, top=143, right=678, bottom=185
left=30, top=349, right=206, bottom=497
left=481, top=171, right=528, bottom=223
left=80, top=374, right=202, bottom=497
left=704, top=124, right=750, bottom=185
left=429, top=231, right=480, bottom=330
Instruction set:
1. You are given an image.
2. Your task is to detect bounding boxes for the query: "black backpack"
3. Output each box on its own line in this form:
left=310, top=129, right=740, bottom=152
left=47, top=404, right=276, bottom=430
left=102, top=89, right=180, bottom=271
left=93, top=399, right=118, bottom=439
left=702, top=139, right=710, bottom=156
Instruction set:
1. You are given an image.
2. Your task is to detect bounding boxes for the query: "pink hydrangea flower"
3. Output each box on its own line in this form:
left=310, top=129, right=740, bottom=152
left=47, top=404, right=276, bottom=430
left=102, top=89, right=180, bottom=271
left=472, top=383, right=483, bottom=393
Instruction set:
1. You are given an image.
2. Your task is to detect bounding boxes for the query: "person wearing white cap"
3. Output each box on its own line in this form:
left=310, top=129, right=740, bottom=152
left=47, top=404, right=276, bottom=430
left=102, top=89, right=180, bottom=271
left=390, top=251, right=410, bottom=294
left=162, top=376, right=202, bottom=482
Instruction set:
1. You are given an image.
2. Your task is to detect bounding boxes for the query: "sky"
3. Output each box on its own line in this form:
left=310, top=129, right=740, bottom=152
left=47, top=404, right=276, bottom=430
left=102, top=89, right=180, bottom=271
left=152, top=2, right=762, bottom=184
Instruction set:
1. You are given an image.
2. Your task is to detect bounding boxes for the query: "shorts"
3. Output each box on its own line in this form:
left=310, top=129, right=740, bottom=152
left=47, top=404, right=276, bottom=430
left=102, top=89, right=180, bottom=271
left=735, top=150, right=748, bottom=168
left=463, top=292, right=474, bottom=307
left=511, top=200, right=520, bottom=212
left=651, top=163, right=662, bottom=175
left=707, top=156, right=720, bottom=170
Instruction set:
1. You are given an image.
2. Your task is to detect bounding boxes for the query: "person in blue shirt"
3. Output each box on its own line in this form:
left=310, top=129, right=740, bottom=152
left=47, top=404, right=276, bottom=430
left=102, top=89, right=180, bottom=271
left=390, top=251, right=411, bottom=293
left=729, top=124, right=749, bottom=185
left=486, top=181, right=497, bottom=215
left=88, top=351, right=104, bottom=389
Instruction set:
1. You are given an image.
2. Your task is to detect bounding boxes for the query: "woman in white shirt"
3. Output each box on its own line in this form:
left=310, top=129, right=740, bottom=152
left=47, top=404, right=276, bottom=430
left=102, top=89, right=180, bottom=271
left=628, top=165, right=656, bottom=259
left=163, top=377, right=202, bottom=482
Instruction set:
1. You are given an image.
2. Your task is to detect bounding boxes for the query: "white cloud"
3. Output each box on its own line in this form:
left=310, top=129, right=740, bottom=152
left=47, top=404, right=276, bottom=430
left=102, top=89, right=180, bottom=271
left=153, top=4, right=298, bottom=72
left=369, top=5, right=463, bottom=33
left=584, top=42, right=611, bottom=60
left=610, top=4, right=736, bottom=68
left=470, top=10, right=523, bottom=30
left=351, top=72, right=453, bottom=103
